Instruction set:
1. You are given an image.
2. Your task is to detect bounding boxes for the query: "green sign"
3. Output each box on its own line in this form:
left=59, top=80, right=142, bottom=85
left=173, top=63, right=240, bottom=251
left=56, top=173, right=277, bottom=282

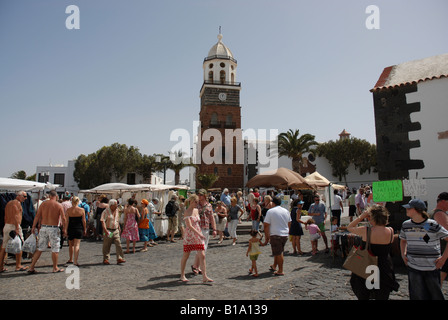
left=372, top=180, right=403, bottom=202
left=178, top=189, right=187, bottom=199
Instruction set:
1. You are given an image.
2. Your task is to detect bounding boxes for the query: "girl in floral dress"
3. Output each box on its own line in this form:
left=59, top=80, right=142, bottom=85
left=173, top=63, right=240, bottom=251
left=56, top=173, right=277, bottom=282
left=121, top=198, right=140, bottom=253
left=180, top=194, right=213, bottom=283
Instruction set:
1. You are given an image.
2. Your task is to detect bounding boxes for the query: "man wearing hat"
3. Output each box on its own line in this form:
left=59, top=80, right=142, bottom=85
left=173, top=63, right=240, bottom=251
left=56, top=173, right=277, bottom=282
left=399, top=198, right=448, bottom=299
left=432, top=192, right=448, bottom=286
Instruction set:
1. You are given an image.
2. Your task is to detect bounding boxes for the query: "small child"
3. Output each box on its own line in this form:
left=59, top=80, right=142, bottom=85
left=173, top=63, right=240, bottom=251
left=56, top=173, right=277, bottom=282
left=330, top=216, right=341, bottom=257
left=305, top=218, right=321, bottom=255
left=246, top=230, right=263, bottom=277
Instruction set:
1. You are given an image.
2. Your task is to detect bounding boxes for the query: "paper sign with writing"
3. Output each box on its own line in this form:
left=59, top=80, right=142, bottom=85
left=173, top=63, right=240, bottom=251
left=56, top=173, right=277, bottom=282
left=403, top=179, right=427, bottom=197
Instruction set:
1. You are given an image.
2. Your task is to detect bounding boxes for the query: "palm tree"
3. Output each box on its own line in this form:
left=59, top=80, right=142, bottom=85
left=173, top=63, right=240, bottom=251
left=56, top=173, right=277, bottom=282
left=278, top=129, right=318, bottom=175
left=196, top=173, right=219, bottom=191
left=168, top=150, right=197, bottom=185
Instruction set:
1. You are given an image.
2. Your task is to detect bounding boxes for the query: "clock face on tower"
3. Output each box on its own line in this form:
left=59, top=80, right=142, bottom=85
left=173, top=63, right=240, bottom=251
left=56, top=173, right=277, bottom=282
left=218, top=92, right=227, bottom=101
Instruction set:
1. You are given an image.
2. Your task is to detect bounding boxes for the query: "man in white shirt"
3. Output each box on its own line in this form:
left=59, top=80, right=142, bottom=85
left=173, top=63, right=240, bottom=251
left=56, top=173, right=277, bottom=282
left=331, top=190, right=344, bottom=226
left=263, top=197, right=291, bottom=276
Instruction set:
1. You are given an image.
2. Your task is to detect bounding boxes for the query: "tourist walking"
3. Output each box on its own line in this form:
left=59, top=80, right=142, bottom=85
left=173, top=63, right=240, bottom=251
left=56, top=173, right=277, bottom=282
left=28, top=190, right=66, bottom=274
left=215, top=201, right=228, bottom=244
left=400, top=199, right=448, bottom=300
left=121, top=198, right=140, bottom=254
left=101, top=199, right=125, bottom=265
left=191, top=189, right=216, bottom=275
left=138, top=199, right=158, bottom=252
left=95, top=195, right=108, bottom=241
left=166, top=195, right=179, bottom=242
left=263, top=196, right=291, bottom=276
left=432, top=192, right=448, bottom=285
left=227, top=197, right=245, bottom=246
left=0, top=190, right=29, bottom=272
left=64, top=196, right=86, bottom=266
left=247, top=230, right=263, bottom=277
left=308, top=195, right=329, bottom=253
left=289, top=199, right=305, bottom=255
left=347, top=205, right=399, bottom=300
left=180, top=194, right=212, bottom=283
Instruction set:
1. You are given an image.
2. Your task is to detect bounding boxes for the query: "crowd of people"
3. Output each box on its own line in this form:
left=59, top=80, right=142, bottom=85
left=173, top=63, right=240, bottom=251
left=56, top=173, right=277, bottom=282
left=1, top=185, right=448, bottom=300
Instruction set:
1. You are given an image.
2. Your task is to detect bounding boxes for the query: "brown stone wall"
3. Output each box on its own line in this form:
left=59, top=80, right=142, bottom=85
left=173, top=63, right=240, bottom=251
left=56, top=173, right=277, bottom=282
left=197, top=86, right=244, bottom=191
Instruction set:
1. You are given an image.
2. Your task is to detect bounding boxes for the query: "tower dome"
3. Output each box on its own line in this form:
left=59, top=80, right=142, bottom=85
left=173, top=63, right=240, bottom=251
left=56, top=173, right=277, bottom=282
left=203, top=32, right=238, bottom=85
left=206, top=33, right=235, bottom=62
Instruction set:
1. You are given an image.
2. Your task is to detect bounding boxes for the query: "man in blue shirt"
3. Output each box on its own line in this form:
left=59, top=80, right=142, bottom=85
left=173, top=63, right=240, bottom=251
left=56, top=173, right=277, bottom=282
left=79, top=198, right=90, bottom=222
left=220, top=188, right=231, bottom=208
left=308, top=195, right=329, bottom=253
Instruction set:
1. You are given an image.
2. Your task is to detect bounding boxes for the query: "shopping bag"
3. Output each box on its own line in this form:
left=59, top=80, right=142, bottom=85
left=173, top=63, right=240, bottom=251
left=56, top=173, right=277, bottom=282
left=342, top=227, right=378, bottom=279
left=6, top=235, right=23, bottom=254
left=22, top=233, right=37, bottom=254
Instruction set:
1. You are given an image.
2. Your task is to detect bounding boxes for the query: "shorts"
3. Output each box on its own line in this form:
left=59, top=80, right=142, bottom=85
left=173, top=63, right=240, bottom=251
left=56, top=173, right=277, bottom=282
left=270, top=235, right=288, bottom=256
left=37, top=225, right=61, bottom=253
left=310, top=233, right=321, bottom=241
left=349, top=205, right=356, bottom=217
left=317, top=222, right=325, bottom=233
left=168, top=216, right=178, bottom=233
left=249, top=254, right=259, bottom=261
left=2, top=224, right=23, bottom=249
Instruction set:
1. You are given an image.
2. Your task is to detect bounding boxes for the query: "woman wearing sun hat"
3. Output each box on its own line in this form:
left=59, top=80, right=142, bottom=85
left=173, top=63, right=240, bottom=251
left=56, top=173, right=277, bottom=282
left=138, top=199, right=158, bottom=251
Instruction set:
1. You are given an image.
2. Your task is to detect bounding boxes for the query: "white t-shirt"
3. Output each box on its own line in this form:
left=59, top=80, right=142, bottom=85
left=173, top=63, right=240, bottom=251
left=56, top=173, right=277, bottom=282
left=264, top=205, right=291, bottom=237
left=331, top=194, right=343, bottom=210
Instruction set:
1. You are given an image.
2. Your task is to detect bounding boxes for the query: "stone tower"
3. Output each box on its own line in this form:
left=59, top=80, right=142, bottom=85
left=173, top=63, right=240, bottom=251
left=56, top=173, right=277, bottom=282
left=196, top=32, right=244, bottom=191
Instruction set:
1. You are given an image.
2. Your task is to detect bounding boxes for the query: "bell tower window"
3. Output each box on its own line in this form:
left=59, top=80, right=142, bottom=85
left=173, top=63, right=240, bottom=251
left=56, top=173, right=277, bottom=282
left=208, top=71, right=214, bottom=82
left=211, top=112, right=218, bottom=126
left=220, top=70, right=226, bottom=84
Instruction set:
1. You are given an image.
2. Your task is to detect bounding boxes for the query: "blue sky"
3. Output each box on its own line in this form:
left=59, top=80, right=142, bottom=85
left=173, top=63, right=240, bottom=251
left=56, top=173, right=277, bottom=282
left=1, top=0, right=447, bottom=180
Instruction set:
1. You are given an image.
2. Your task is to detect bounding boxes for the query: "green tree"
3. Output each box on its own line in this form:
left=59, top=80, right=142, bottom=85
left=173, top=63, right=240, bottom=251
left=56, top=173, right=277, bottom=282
left=136, top=154, right=156, bottom=183
left=10, top=170, right=27, bottom=180
left=315, top=137, right=377, bottom=183
left=74, top=143, right=144, bottom=189
left=278, top=129, right=318, bottom=175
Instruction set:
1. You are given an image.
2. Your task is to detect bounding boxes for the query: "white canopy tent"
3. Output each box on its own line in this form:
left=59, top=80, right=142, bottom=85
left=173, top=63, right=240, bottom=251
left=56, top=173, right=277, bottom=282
left=79, top=183, right=189, bottom=238
left=0, top=177, right=58, bottom=192
left=0, top=177, right=60, bottom=228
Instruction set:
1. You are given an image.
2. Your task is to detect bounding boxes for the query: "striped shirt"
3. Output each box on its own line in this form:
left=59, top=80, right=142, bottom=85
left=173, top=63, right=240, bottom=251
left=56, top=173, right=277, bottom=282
left=399, top=218, right=448, bottom=271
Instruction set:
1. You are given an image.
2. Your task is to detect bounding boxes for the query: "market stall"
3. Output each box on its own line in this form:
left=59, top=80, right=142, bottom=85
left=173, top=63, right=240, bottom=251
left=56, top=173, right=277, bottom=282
left=0, top=177, right=58, bottom=231
left=79, top=183, right=189, bottom=238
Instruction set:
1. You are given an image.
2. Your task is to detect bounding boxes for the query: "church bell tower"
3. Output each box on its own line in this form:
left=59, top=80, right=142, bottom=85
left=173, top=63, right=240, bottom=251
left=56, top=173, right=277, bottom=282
left=196, top=31, right=244, bottom=191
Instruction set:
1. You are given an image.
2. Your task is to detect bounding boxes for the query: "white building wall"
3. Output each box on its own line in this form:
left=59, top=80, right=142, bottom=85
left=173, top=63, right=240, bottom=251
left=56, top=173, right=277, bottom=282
left=406, top=77, right=448, bottom=209
left=279, top=155, right=378, bottom=190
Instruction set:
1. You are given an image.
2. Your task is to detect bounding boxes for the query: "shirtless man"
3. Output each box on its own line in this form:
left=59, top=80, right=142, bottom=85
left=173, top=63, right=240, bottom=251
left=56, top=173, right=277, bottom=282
left=0, top=190, right=28, bottom=272
left=28, top=190, right=66, bottom=274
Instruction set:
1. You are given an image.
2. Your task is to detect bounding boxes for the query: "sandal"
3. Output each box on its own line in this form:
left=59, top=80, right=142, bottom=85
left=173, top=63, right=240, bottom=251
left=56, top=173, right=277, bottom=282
left=15, top=266, right=29, bottom=271
left=191, top=265, right=199, bottom=275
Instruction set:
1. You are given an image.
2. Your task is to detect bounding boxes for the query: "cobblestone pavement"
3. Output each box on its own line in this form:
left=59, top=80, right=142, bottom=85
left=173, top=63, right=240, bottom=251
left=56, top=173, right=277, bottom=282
left=1, top=216, right=447, bottom=302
